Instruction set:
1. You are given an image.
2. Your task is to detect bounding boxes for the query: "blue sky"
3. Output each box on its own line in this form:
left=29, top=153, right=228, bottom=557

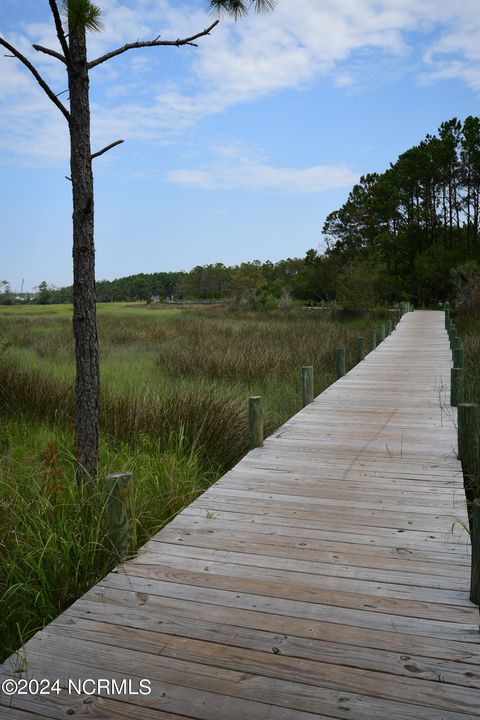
left=1, top=0, right=480, bottom=292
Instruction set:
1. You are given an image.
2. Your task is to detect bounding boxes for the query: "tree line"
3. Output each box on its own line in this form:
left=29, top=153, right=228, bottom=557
left=40, top=260, right=307, bottom=308
left=6, top=115, right=480, bottom=313
left=321, top=116, right=480, bottom=308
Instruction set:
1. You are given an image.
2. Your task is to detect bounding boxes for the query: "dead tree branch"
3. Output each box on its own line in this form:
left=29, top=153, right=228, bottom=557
left=87, top=20, right=219, bottom=70
left=91, top=139, right=125, bottom=160
left=32, top=44, right=67, bottom=64
left=0, top=37, right=70, bottom=122
left=48, top=0, right=70, bottom=64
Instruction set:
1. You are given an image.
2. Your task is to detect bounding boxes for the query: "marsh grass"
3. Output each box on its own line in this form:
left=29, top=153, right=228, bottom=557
left=0, top=302, right=380, bottom=659
left=0, top=419, right=217, bottom=660
left=0, top=305, right=375, bottom=468
left=462, top=330, right=480, bottom=405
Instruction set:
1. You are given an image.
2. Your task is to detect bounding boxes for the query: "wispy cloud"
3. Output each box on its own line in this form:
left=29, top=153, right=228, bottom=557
left=1, top=0, right=480, bottom=166
left=168, top=144, right=358, bottom=194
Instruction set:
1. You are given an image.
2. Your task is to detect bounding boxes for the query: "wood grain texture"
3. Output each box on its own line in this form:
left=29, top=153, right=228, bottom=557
left=1, top=311, right=478, bottom=720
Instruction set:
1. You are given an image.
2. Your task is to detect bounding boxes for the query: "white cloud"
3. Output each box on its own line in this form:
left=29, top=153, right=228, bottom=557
left=167, top=140, right=360, bottom=195
left=2, top=0, right=480, bottom=166
left=168, top=157, right=358, bottom=195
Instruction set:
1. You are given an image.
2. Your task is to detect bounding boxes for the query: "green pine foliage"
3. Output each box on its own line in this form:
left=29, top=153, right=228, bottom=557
left=62, top=0, right=103, bottom=32
left=323, top=116, right=480, bottom=306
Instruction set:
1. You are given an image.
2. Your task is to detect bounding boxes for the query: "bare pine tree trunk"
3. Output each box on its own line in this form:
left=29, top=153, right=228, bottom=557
left=68, top=23, right=99, bottom=481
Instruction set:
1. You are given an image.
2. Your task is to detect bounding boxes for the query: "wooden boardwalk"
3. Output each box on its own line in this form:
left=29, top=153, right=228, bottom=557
left=1, top=310, right=479, bottom=719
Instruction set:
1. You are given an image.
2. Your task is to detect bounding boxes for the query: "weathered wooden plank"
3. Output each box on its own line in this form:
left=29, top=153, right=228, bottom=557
left=152, top=527, right=470, bottom=579
left=121, top=558, right=475, bottom=622
left=52, top=607, right=480, bottom=689
left=38, top=622, right=480, bottom=714
left=187, top=498, right=464, bottom=534
left=68, top=584, right=480, bottom=665
left=99, top=573, right=477, bottom=642
left=142, top=542, right=471, bottom=601
left=5, top=634, right=480, bottom=720
left=1, top=311, right=475, bottom=720
left=179, top=507, right=470, bottom=555
left=171, top=513, right=471, bottom=562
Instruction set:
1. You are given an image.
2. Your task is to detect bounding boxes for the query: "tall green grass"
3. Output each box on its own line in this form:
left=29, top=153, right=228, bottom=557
left=0, top=420, right=217, bottom=660
left=462, top=331, right=480, bottom=405
left=0, top=306, right=377, bottom=468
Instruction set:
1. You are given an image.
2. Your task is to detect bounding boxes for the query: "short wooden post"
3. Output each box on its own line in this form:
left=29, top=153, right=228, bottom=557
left=452, top=346, right=464, bottom=369
left=336, top=348, right=346, bottom=378
left=457, top=404, right=480, bottom=467
left=249, top=396, right=264, bottom=449
left=457, top=404, right=480, bottom=535
left=107, top=472, right=136, bottom=560
left=450, top=367, right=464, bottom=407
left=301, top=366, right=314, bottom=407
left=451, top=334, right=462, bottom=351
left=355, top=337, right=365, bottom=364
left=471, top=499, right=480, bottom=605
left=379, top=324, right=386, bottom=342
left=387, top=320, right=392, bottom=335
left=370, top=329, right=377, bottom=352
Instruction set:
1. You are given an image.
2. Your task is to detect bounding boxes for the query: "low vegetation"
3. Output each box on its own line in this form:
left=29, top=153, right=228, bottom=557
left=0, top=302, right=380, bottom=660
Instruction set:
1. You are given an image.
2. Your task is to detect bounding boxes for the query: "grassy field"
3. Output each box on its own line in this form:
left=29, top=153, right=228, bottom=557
left=0, top=302, right=381, bottom=660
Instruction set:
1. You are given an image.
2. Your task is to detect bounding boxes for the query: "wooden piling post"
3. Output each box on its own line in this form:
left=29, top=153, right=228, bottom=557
left=379, top=324, right=386, bottom=342
left=450, top=367, right=464, bottom=407
left=301, top=366, right=314, bottom=407
left=249, top=396, right=264, bottom=449
left=107, top=472, right=136, bottom=560
left=370, top=329, right=377, bottom=352
left=453, top=346, right=464, bottom=369
left=457, top=404, right=480, bottom=535
left=471, top=499, right=480, bottom=605
left=451, top=334, right=462, bottom=351
left=355, top=337, right=365, bottom=364
left=387, top=320, right=392, bottom=335
left=336, top=348, right=346, bottom=378
left=457, top=404, right=480, bottom=467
